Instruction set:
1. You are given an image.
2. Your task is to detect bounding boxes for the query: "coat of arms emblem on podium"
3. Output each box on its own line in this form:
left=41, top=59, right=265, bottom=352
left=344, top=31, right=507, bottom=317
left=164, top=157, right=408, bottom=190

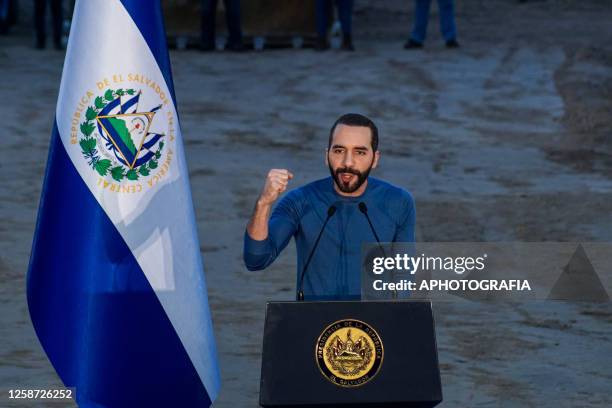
left=316, top=319, right=384, bottom=387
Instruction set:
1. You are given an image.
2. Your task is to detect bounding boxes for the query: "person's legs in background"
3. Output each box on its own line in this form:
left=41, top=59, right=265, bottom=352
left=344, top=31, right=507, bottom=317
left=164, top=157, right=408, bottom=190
left=224, top=0, right=243, bottom=50
left=438, top=0, right=458, bottom=47
left=201, top=0, right=218, bottom=51
left=50, top=0, right=63, bottom=49
left=0, top=0, right=13, bottom=34
left=34, top=0, right=46, bottom=49
left=405, top=0, right=431, bottom=48
left=336, top=0, right=354, bottom=51
left=315, top=0, right=330, bottom=50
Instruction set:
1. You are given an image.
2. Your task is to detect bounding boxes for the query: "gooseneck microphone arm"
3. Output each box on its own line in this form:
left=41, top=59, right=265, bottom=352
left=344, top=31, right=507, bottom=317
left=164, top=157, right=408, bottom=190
left=359, top=202, right=397, bottom=299
left=297, top=205, right=337, bottom=301
left=358, top=202, right=381, bottom=245
left=358, top=201, right=387, bottom=263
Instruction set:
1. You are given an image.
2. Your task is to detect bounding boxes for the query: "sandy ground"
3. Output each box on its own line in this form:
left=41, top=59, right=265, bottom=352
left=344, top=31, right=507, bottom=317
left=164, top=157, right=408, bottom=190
left=1, top=0, right=612, bottom=407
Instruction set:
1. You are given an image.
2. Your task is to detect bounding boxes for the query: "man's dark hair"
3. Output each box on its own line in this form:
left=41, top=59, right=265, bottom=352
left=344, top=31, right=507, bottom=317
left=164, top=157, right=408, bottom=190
left=328, top=113, right=379, bottom=152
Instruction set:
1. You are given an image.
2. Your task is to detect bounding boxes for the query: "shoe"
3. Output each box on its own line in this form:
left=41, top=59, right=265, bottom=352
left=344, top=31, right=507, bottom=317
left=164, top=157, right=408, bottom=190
left=54, top=42, right=65, bottom=51
left=314, top=37, right=329, bottom=51
left=341, top=34, right=355, bottom=51
left=35, top=40, right=45, bottom=49
left=445, top=39, right=460, bottom=48
left=403, top=39, right=423, bottom=49
left=226, top=41, right=246, bottom=52
left=200, top=42, right=215, bottom=52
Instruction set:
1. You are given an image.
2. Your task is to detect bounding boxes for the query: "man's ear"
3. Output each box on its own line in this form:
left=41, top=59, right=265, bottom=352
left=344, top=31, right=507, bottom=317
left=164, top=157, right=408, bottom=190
left=372, top=150, right=381, bottom=169
left=325, top=148, right=329, bottom=167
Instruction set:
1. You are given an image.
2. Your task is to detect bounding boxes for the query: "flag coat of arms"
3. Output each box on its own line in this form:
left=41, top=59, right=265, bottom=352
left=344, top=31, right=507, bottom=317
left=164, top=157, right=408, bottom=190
left=27, top=0, right=220, bottom=406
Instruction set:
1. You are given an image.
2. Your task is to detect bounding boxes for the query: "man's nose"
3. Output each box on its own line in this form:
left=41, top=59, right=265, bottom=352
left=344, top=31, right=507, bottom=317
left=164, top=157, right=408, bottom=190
left=343, top=152, right=355, bottom=167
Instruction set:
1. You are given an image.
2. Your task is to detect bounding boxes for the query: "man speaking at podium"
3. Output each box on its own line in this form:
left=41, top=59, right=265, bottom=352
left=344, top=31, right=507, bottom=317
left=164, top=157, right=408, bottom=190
left=243, top=113, right=415, bottom=300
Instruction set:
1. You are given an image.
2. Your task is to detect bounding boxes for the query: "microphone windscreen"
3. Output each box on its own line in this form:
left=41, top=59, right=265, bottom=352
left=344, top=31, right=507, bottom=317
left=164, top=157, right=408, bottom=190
left=358, top=202, right=368, bottom=214
left=327, top=205, right=337, bottom=217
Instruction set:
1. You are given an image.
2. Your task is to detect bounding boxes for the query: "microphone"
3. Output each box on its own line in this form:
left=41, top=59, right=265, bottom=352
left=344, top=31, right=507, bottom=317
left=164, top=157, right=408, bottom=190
left=359, top=202, right=397, bottom=299
left=358, top=202, right=381, bottom=244
left=297, top=205, right=337, bottom=301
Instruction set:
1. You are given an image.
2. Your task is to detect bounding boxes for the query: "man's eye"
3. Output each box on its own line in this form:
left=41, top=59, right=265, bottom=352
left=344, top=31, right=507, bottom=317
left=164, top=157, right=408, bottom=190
left=333, top=149, right=343, bottom=154
left=357, top=151, right=366, bottom=155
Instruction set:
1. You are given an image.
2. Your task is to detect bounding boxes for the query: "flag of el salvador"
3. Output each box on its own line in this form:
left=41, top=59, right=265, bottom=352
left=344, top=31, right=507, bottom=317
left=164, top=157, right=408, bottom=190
left=27, top=1, right=221, bottom=406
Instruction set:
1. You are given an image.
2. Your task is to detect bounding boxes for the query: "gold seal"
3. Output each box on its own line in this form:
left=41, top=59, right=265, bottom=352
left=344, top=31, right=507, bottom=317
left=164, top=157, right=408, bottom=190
left=315, top=319, right=384, bottom=387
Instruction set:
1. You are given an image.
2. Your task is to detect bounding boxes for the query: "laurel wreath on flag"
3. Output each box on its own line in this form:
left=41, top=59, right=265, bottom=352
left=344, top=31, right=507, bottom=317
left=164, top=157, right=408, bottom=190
left=78, top=88, right=164, bottom=182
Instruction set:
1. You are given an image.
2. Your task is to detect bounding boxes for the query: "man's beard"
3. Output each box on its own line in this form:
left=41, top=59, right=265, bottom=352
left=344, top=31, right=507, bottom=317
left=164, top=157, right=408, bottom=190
left=329, top=163, right=372, bottom=194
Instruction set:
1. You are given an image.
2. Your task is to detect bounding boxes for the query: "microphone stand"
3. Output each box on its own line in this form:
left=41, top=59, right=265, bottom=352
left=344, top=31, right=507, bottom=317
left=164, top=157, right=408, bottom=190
left=297, top=205, right=336, bottom=301
left=358, top=202, right=397, bottom=299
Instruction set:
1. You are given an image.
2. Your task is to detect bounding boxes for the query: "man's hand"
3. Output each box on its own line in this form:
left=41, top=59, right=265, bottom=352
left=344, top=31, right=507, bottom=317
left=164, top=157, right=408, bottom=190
left=258, top=169, right=294, bottom=206
left=247, top=169, right=293, bottom=241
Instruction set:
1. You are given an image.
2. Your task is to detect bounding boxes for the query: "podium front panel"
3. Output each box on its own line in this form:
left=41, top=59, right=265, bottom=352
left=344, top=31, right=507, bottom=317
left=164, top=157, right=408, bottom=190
left=260, top=301, right=442, bottom=407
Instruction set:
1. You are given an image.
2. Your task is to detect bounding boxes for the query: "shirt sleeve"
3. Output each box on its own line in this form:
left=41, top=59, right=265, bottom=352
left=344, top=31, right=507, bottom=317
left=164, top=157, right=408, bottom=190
left=243, top=192, right=300, bottom=271
left=394, top=190, right=416, bottom=243
left=392, top=191, right=416, bottom=300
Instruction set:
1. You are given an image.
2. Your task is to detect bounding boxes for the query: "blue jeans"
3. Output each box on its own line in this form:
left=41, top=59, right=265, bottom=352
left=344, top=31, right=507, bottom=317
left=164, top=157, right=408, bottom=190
left=201, top=0, right=242, bottom=47
left=410, top=0, right=457, bottom=43
left=316, top=0, right=354, bottom=39
left=34, top=0, right=63, bottom=46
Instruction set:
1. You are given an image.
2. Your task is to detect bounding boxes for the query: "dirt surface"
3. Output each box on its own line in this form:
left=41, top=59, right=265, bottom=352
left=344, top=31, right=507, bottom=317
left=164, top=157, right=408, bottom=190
left=1, top=0, right=612, bottom=407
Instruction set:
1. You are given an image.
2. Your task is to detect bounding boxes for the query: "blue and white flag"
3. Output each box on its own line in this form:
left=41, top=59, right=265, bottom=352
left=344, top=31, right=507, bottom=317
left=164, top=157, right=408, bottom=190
left=27, top=1, right=220, bottom=406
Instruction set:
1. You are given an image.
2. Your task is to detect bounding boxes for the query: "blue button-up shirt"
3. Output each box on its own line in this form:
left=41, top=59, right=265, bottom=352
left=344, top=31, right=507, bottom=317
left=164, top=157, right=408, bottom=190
left=243, top=177, right=416, bottom=300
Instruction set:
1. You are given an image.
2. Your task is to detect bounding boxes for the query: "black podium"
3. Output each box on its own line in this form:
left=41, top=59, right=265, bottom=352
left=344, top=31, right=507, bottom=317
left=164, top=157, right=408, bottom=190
left=259, top=301, right=442, bottom=407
